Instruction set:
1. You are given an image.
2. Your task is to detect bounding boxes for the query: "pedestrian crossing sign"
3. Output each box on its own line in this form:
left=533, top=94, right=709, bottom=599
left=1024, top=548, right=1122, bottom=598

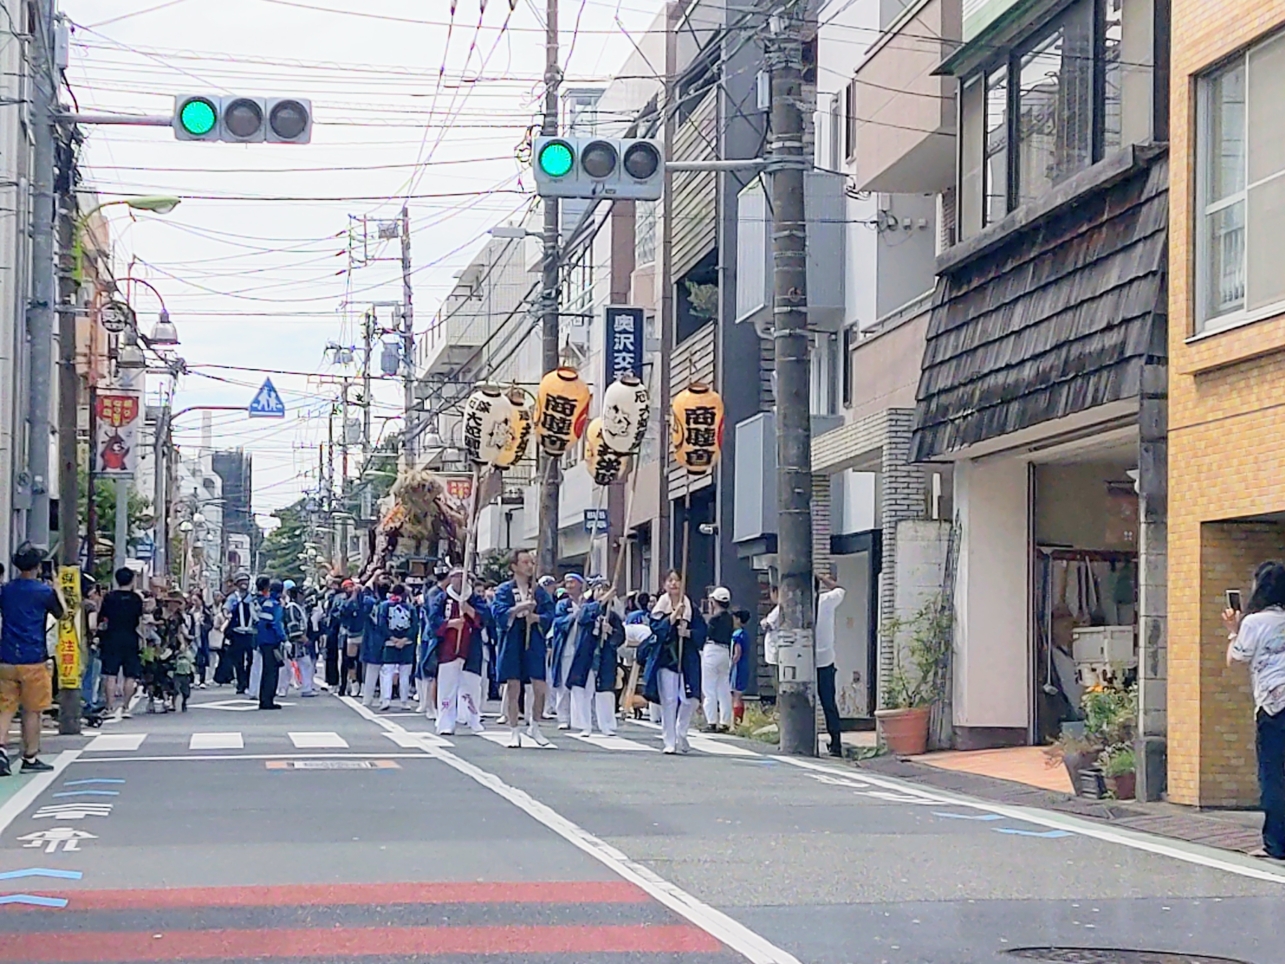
left=248, top=378, right=286, bottom=418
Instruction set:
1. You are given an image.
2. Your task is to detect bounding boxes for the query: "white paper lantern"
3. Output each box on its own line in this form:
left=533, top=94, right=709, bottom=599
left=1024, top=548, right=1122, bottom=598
left=600, top=375, right=650, bottom=455
left=462, top=386, right=515, bottom=466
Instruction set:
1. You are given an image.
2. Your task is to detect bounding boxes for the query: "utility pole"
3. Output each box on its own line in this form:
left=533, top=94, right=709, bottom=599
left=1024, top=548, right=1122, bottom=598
left=361, top=309, right=373, bottom=460
left=25, top=0, right=59, bottom=550
left=153, top=399, right=171, bottom=577
left=55, top=128, right=81, bottom=735
left=400, top=205, right=415, bottom=467
left=537, top=0, right=562, bottom=576
left=337, top=380, right=350, bottom=575
left=767, top=1, right=817, bottom=756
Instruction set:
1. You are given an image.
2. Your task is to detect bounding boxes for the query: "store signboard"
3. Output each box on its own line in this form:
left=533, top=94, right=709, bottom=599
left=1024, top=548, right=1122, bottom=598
left=603, top=305, right=644, bottom=388
left=55, top=566, right=81, bottom=689
left=95, top=392, right=142, bottom=478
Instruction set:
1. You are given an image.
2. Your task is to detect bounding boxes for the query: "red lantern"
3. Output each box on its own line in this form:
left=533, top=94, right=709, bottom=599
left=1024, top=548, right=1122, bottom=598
left=535, top=367, right=590, bottom=457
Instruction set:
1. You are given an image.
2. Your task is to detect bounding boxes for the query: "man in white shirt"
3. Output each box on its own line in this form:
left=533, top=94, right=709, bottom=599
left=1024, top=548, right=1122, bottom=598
left=816, top=571, right=845, bottom=757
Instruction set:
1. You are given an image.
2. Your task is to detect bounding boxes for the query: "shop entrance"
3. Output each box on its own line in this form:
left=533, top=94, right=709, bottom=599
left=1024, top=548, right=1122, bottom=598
left=1031, top=444, right=1140, bottom=743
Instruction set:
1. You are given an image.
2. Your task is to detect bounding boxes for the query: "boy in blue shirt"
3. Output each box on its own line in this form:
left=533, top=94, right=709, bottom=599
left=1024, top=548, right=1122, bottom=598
left=0, top=546, right=64, bottom=773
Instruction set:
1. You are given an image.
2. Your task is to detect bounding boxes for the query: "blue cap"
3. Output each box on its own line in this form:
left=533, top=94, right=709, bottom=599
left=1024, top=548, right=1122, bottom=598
left=283, top=579, right=296, bottom=591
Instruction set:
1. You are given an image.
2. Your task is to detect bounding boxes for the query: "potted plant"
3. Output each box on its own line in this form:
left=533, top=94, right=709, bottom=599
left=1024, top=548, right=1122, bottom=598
left=1101, top=743, right=1136, bottom=800
left=875, top=596, right=952, bottom=756
left=1044, top=725, right=1099, bottom=793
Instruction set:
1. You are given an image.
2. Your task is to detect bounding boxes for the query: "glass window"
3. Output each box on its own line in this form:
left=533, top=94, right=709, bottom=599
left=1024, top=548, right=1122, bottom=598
left=635, top=200, right=657, bottom=267
left=984, top=66, right=1009, bottom=224
left=959, top=73, right=984, bottom=239
left=1015, top=3, right=1094, bottom=207
left=1102, top=0, right=1124, bottom=152
left=830, top=93, right=843, bottom=171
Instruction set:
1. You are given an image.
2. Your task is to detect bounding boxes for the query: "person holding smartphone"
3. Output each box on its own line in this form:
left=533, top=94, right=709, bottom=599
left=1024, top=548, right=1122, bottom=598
left=1224, top=560, right=1285, bottom=860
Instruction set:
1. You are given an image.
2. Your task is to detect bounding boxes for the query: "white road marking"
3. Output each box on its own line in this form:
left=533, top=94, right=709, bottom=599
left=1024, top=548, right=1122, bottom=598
left=383, top=731, right=454, bottom=749
left=570, top=733, right=658, bottom=752
left=777, top=756, right=1285, bottom=886
left=83, top=733, right=147, bottom=752
left=288, top=731, right=348, bottom=749
left=0, top=750, right=80, bottom=837
left=339, top=696, right=802, bottom=964
left=189, top=732, right=244, bottom=750
left=625, top=722, right=760, bottom=757
left=475, top=730, right=558, bottom=749
left=66, top=752, right=431, bottom=763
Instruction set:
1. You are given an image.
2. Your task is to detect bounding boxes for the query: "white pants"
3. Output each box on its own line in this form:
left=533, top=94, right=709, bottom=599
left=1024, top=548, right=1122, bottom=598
left=647, top=702, right=662, bottom=723
left=457, top=669, right=484, bottom=733
left=248, top=648, right=262, bottom=696
left=700, top=645, right=733, bottom=727
left=571, top=672, right=617, bottom=735
left=659, top=668, right=695, bottom=752
left=379, top=663, right=413, bottom=707
left=436, top=658, right=464, bottom=733
left=298, top=655, right=316, bottom=695
left=362, top=662, right=383, bottom=705
left=552, top=684, right=573, bottom=726
left=277, top=662, right=292, bottom=697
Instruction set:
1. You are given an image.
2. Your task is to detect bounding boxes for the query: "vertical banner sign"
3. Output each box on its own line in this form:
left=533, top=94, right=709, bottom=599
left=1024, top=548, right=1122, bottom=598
left=442, top=475, right=474, bottom=503
left=56, top=566, right=82, bottom=689
left=95, top=392, right=142, bottom=477
left=603, top=305, right=645, bottom=387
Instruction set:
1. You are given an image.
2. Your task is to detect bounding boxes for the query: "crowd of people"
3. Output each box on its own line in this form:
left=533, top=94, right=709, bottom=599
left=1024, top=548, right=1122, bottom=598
left=0, top=541, right=853, bottom=773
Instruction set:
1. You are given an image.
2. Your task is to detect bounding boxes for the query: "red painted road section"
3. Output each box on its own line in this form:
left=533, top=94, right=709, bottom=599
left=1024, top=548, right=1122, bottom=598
left=1, top=879, right=648, bottom=910
left=0, top=924, right=722, bottom=961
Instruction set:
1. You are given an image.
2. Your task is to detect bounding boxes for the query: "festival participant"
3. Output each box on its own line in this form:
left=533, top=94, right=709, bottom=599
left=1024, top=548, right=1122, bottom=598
left=549, top=573, right=587, bottom=730
left=492, top=549, right=555, bottom=748
left=701, top=586, right=735, bottom=732
left=360, top=573, right=390, bottom=707
left=376, top=583, right=418, bottom=710
left=418, top=565, right=450, bottom=717
left=456, top=573, right=492, bottom=733
left=569, top=577, right=624, bottom=736
left=643, top=571, right=706, bottom=754
left=428, top=569, right=487, bottom=735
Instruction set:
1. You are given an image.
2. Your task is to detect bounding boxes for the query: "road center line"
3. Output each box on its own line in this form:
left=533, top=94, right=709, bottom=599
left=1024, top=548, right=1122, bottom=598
left=776, top=756, right=1285, bottom=886
left=338, top=696, right=802, bottom=964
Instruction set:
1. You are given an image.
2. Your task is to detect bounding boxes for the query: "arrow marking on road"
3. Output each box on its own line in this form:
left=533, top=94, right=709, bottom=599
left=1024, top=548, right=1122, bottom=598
left=62, top=779, right=124, bottom=786
left=52, top=790, right=119, bottom=797
left=933, top=812, right=1005, bottom=821
left=0, top=894, right=69, bottom=907
left=0, top=869, right=82, bottom=880
left=993, top=828, right=1074, bottom=838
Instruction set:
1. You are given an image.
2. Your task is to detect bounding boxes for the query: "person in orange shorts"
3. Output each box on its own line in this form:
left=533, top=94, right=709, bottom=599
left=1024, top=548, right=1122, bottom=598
left=0, top=545, right=65, bottom=774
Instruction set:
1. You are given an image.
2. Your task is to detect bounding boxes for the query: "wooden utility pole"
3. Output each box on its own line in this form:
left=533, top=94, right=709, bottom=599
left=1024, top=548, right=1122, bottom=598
left=537, top=0, right=562, bottom=576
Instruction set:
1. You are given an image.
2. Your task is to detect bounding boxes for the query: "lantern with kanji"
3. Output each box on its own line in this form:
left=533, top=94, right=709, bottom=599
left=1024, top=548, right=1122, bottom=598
left=494, top=387, right=533, bottom=469
left=535, top=367, right=590, bottom=457
left=671, top=382, right=725, bottom=474
left=599, top=375, right=650, bottom=455
left=584, top=417, right=630, bottom=486
left=462, top=385, right=515, bottom=466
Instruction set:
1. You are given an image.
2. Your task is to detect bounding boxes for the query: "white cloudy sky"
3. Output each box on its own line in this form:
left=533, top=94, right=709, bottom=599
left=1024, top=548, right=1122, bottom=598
left=63, top=0, right=664, bottom=517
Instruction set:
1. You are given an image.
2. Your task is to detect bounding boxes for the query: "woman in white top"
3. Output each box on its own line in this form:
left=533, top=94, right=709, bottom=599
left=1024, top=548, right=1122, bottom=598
left=1224, top=560, right=1285, bottom=860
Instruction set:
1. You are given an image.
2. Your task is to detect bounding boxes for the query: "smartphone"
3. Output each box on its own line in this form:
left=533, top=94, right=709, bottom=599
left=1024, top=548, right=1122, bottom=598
left=1226, top=589, right=1242, bottom=612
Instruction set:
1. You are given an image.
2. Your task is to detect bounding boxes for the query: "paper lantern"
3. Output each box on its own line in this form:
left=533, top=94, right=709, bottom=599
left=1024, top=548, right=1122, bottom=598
left=494, top=388, right=533, bottom=469
left=600, top=375, right=650, bottom=455
left=584, top=417, right=630, bottom=486
left=462, top=385, right=515, bottom=466
left=535, top=367, right=590, bottom=457
left=671, top=382, right=725, bottom=474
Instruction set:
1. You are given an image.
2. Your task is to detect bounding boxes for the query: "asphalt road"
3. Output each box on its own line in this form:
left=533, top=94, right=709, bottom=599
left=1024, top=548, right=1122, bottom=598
left=1, top=688, right=1283, bottom=964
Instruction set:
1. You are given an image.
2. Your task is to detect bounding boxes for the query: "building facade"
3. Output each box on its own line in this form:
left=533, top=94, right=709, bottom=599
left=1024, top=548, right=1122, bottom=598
left=1167, top=0, right=1285, bottom=807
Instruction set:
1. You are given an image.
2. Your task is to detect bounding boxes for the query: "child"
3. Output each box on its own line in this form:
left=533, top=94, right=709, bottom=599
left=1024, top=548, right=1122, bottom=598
left=730, top=608, right=753, bottom=728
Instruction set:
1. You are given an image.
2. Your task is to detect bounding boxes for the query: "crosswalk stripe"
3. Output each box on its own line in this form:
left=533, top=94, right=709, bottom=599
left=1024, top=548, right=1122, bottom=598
left=570, top=733, right=658, bottom=752
left=83, top=733, right=147, bottom=752
left=475, top=731, right=558, bottom=750
left=683, top=734, right=759, bottom=756
left=383, top=731, right=453, bottom=749
left=189, top=732, right=244, bottom=750
left=288, top=731, right=348, bottom=749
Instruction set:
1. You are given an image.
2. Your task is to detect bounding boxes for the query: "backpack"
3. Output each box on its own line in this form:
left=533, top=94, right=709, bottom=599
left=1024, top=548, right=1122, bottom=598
left=285, top=601, right=307, bottom=641
left=230, top=594, right=256, bottom=634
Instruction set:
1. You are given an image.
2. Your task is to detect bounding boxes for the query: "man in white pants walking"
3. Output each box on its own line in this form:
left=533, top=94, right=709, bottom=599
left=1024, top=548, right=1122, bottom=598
left=427, top=569, right=486, bottom=736
left=549, top=574, right=586, bottom=730
left=700, top=587, right=735, bottom=732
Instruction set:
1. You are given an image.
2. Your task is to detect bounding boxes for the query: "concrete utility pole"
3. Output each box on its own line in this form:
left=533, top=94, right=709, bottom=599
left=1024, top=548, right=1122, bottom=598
left=400, top=205, right=415, bottom=467
left=537, top=0, right=562, bottom=576
left=25, top=0, right=59, bottom=550
left=767, top=1, right=818, bottom=756
left=361, top=309, right=373, bottom=460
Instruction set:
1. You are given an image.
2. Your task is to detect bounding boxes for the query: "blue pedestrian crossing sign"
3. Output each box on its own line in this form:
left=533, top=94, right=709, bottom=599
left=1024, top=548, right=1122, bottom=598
left=248, top=378, right=286, bottom=418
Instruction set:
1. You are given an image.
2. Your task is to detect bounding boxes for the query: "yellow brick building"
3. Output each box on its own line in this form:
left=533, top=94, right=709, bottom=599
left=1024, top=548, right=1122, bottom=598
left=1169, top=0, right=1285, bottom=806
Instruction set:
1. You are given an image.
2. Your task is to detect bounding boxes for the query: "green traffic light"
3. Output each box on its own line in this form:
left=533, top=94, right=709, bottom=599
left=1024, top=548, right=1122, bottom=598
left=179, top=98, right=217, bottom=136
left=538, top=141, right=574, bottom=178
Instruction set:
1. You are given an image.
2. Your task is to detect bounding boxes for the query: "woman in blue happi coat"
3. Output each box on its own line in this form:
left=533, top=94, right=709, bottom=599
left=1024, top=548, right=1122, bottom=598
left=491, top=548, right=556, bottom=747
left=643, top=570, right=705, bottom=754
left=359, top=575, right=391, bottom=707
left=565, top=577, right=624, bottom=736
left=549, top=574, right=589, bottom=729
left=375, top=583, right=418, bottom=710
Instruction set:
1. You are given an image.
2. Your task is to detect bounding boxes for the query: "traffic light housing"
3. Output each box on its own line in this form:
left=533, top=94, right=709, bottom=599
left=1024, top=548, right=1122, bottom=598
left=532, top=136, right=663, bottom=201
left=173, top=95, right=313, bottom=143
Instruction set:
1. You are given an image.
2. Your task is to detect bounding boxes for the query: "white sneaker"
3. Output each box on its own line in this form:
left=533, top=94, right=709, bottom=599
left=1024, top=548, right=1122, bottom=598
left=508, top=727, right=523, bottom=748
left=527, top=721, right=551, bottom=747
left=112, top=707, right=124, bottom=723
left=496, top=715, right=508, bottom=725
left=578, top=730, right=593, bottom=738
left=557, top=722, right=571, bottom=731
left=470, top=725, right=486, bottom=735
left=662, top=746, right=677, bottom=755
left=677, top=735, right=691, bottom=754
left=378, top=701, right=391, bottom=711
left=400, top=701, right=411, bottom=711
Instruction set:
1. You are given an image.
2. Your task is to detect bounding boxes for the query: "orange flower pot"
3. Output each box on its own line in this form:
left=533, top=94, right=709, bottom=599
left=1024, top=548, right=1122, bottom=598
left=874, top=706, right=931, bottom=756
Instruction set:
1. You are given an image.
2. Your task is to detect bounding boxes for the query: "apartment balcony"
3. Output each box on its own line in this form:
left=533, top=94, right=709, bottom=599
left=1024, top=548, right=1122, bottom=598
left=851, top=0, right=960, bottom=194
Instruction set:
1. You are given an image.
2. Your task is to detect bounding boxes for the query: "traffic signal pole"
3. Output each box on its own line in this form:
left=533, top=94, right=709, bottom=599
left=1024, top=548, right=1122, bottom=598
left=537, top=0, right=562, bottom=578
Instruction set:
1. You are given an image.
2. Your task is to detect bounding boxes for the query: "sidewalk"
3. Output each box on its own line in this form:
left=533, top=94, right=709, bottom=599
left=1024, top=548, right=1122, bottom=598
left=855, top=748, right=1265, bottom=856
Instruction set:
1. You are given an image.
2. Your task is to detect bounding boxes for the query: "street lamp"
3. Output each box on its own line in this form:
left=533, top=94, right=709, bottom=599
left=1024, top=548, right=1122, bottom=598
left=124, top=195, right=182, bottom=215
left=116, top=328, right=146, bottom=369
left=127, top=275, right=180, bottom=348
